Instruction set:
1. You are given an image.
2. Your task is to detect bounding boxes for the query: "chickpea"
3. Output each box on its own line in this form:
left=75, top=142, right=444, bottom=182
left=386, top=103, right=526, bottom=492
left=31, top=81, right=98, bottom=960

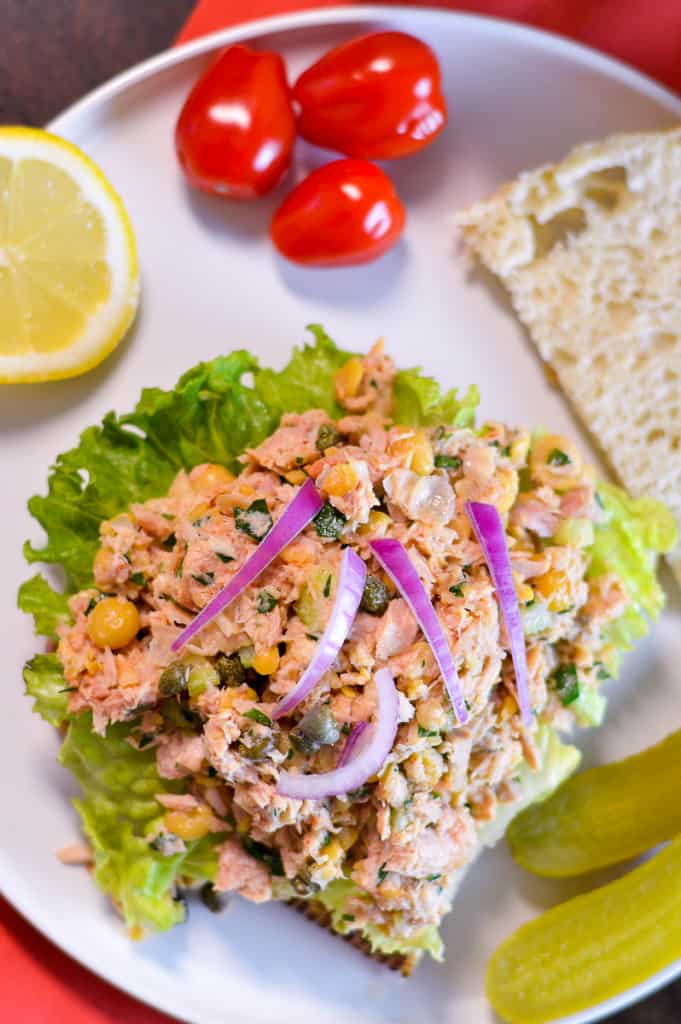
left=529, top=435, right=583, bottom=490
left=87, top=597, right=140, bottom=650
left=190, top=462, right=234, bottom=493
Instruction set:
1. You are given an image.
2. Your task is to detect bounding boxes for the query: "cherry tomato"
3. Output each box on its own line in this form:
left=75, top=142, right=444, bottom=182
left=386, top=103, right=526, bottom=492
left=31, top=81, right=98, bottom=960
left=175, top=45, right=296, bottom=199
left=270, top=159, right=406, bottom=267
left=293, top=32, right=447, bottom=160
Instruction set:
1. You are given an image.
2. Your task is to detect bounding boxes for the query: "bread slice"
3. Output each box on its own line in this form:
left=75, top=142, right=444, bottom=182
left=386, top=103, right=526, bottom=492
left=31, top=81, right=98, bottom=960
left=287, top=898, right=417, bottom=975
left=455, top=126, right=681, bottom=584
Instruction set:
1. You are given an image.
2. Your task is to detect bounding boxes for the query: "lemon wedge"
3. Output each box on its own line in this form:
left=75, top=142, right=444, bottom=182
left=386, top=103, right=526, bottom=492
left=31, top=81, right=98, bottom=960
left=0, top=126, right=139, bottom=383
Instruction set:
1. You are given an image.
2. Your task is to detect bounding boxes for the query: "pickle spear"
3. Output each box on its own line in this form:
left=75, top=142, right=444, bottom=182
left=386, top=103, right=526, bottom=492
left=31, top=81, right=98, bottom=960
left=487, top=834, right=681, bottom=1024
left=507, top=729, right=681, bottom=876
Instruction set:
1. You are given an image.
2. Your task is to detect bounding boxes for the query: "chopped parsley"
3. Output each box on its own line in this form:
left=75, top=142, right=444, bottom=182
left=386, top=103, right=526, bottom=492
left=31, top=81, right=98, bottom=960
left=341, top=722, right=351, bottom=735
left=434, top=454, right=462, bottom=470
left=243, top=707, right=273, bottom=727
left=426, top=873, right=441, bottom=882
left=215, top=551, right=235, bottom=563
left=191, top=572, right=214, bottom=586
left=323, top=574, right=332, bottom=599
left=321, top=833, right=332, bottom=848
left=595, top=491, right=605, bottom=510
left=256, top=590, right=278, bottom=614
left=377, top=863, right=389, bottom=884
left=161, top=532, right=177, bottom=551
left=234, top=499, right=272, bottom=540
left=548, top=448, right=571, bottom=467
left=449, top=584, right=464, bottom=597
left=501, top=445, right=511, bottom=457
left=342, top=913, right=355, bottom=922
left=552, top=663, right=580, bottom=705
left=137, top=733, right=155, bottom=749
left=596, top=663, right=611, bottom=681
left=241, top=837, right=284, bottom=876
left=313, top=502, right=346, bottom=539
left=85, top=596, right=99, bottom=615
left=418, top=725, right=439, bottom=738
left=129, top=571, right=146, bottom=587
left=58, top=685, right=77, bottom=693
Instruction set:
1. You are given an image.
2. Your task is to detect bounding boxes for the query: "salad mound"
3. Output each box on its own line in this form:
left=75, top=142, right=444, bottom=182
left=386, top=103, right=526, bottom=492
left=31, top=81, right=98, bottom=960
left=19, top=328, right=675, bottom=961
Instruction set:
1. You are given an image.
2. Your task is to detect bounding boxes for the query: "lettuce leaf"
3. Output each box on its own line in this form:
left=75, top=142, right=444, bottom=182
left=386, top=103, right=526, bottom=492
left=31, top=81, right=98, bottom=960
left=393, top=367, right=479, bottom=428
left=18, top=574, right=71, bottom=638
left=589, top=481, right=677, bottom=651
left=60, top=712, right=223, bottom=933
left=23, top=653, right=70, bottom=727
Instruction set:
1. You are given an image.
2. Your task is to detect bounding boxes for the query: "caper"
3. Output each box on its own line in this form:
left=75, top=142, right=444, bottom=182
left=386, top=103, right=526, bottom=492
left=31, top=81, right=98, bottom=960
left=159, top=662, right=188, bottom=696
left=360, top=574, right=390, bottom=616
left=200, top=882, right=229, bottom=914
left=316, top=423, right=342, bottom=453
left=291, top=874, right=321, bottom=896
left=216, top=653, right=246, bottom=688
left=238, top=734, right=273, bottom=761
left=291, top=703, right=340, bottom=755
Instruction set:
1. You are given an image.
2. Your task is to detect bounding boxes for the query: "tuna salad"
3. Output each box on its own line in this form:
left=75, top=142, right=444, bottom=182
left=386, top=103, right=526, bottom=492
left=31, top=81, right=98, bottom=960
left=21, top=330, right=675, bottom=967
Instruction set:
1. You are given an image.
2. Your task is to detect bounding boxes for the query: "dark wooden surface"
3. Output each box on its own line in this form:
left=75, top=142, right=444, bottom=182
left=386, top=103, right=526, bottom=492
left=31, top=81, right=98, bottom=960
left=2, top=2, right=680, bottom=1022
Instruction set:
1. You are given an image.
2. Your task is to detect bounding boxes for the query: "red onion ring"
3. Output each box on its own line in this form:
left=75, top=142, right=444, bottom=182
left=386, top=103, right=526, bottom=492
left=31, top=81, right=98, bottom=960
left=370, top=538, right=468, bottom=724
left=276, top=668, right=398, bottom=800
left=337, top=721, right=369, bottom=769
left=171, top=478, right=323, bottom=652
left=465, top=501, right=533, bottom=727
left=272, top=547, right=367, bottom=720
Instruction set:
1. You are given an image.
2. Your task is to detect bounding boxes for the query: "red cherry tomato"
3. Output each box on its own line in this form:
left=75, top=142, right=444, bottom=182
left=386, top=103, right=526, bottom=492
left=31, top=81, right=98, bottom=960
left=293, top=32, right=447, bottom=160
left=175, top=45, right=296, bottom=199
left=270, top=159, right=406, bottom=267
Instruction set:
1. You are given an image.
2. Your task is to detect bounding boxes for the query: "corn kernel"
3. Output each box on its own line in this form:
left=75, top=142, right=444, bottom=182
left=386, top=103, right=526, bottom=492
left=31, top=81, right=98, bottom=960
left=512, top=573, right=534, bottom=604
left=358, top=510, right=392, bottom=537
left=534, top=569, right=573, bottom=612
left=321, top=463, right=358, bottom=496
left=334, top=357, right=364, bottom=400
left=164, top=805, right=213, bottom=842
left=499, top=694, right=518, bottom=721
left=235, top=812, right=252, bottom=835
left=323, top=839, right=343, bottom=862
left=338, top=827, right=359, bottom=851
left=389, top=427, right=416, bottom=458
left=129, top=925, right=145, bottom=942
left=530, top=434, right=583, bottom=489
left=190, top=463, right=234, bottom=492
left=284, top=469, right=307, bottom=485
left=494, top=467, right=519, bottom=514
left=341, top=685, right=357, bottom=699
left=93, top=547, right=113, bottom=583
left=252, top=647, right=280, bottom=676
left=410, top=431, right=434, bottom=476
left=190, top=502, right=210, bottom=521
left=279, top=540, right=313, bottom=565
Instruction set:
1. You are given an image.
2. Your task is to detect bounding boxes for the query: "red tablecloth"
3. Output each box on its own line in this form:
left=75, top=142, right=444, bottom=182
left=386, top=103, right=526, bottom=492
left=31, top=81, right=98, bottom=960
left=4, top=1, right=681, bottom=1021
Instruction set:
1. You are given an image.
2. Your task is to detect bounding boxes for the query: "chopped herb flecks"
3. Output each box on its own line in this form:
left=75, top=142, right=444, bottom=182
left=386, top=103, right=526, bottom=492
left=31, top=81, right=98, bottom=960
left=234, top=499, right=272, bottom=540
left=314, top=502, right=346, bottom=539
left=548, top=448, right=571, bottom=467
left=434, top=454, right=462, bottom=470
left=552, top=663, right=580, bottom=705
left=243, top=707, right=273, bottom=728
left=191, top=572, right=214, bottom=586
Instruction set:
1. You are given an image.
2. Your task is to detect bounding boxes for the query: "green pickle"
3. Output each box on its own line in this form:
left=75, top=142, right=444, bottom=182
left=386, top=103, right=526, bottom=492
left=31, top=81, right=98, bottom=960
left=487, top=833, right=681, bottom=1024
left=507, top=728, right=681, bottom=876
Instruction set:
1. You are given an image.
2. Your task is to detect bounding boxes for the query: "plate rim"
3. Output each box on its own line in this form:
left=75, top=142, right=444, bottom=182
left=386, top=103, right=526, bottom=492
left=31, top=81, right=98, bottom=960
left=5, top=6, right=680, bottom=1024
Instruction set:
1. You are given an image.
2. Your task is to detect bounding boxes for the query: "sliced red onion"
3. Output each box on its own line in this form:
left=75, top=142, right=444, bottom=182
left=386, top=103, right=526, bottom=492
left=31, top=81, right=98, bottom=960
left=276, top=668, right=398, bottom=800
left=370, top=538, right=468, bottom=724
left=465, top=501, right=533, bottom=727
left=337, top=721, right=369, bottom=769
left=171, top=478, right=322, bottom=652
left=272, top=547, right=366, bottom=720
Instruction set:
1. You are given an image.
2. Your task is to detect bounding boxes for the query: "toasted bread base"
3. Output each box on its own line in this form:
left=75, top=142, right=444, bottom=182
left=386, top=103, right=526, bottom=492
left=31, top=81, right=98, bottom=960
left=288, top=898, right=417, bottom=976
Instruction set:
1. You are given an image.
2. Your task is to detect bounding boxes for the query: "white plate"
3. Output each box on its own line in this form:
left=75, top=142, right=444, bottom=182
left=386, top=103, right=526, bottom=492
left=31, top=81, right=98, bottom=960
left=2, top=7, right=680, bottom=1024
